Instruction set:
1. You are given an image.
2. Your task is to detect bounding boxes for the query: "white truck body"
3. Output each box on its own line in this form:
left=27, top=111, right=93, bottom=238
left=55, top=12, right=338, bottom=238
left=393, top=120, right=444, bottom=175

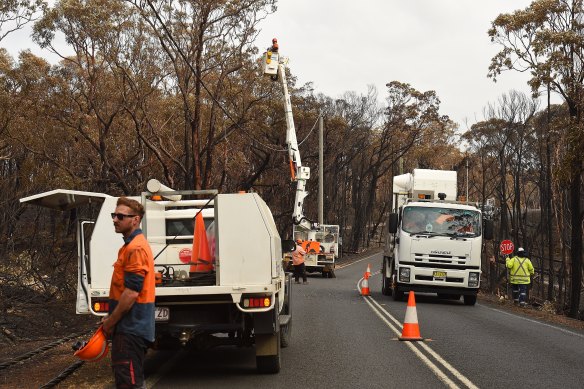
left=382, top=169, right=491, bottom=305
left=21, top=185, right=292, bottom=373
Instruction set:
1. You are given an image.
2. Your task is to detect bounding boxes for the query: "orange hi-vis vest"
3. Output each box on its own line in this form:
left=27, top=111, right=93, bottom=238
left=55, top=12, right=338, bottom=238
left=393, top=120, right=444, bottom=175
left=109, top=230, right=155, bottom=342
left=292, top=245, right=306, bottom=265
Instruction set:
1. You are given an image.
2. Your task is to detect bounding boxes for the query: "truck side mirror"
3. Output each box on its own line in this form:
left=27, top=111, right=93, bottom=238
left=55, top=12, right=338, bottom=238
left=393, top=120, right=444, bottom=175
left=483, top=219, right=494, bottom=240
left=388, top=213, right=398, bottom=234
left=281, top=239, right=296, bottom=253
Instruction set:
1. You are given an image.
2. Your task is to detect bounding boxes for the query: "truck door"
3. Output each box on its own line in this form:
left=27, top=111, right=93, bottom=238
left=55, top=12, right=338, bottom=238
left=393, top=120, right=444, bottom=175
left=20, top=189, right=110, bottom=314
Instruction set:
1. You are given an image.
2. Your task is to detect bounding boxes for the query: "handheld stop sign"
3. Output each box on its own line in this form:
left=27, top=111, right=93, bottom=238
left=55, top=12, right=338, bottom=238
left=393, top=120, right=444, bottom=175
left=499, top=239, right=514, bottom=256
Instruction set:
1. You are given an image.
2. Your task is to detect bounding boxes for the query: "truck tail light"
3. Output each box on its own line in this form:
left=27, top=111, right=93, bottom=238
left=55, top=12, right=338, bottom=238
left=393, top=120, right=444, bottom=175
left=243, top=296, right=271, bottom=308
left=92, top=299, right=109, bottom=313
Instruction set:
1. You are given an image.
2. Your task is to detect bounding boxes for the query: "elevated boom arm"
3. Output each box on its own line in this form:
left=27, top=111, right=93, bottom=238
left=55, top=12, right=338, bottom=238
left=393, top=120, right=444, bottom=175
left=264, top=41, right=313, bottom=231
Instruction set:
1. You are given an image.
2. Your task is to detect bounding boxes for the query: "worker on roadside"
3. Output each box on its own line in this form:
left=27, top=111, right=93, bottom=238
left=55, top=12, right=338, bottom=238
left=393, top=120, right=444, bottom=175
left=102, top=197, right=155, bottom=389
left=292, top=239, right=308, bottom=285
left=506, top=247, right=534, bottom=307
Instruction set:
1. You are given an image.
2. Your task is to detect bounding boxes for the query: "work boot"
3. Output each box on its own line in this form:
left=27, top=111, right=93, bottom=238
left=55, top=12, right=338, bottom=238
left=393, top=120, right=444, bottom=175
left=303, top=281, right=308, bottom=285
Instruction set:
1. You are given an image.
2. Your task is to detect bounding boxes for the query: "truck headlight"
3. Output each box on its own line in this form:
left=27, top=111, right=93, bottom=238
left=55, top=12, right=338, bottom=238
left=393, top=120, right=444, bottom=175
left=468, top=272, right=480, bottom=287
left=399, top=267, right=410, bottom=282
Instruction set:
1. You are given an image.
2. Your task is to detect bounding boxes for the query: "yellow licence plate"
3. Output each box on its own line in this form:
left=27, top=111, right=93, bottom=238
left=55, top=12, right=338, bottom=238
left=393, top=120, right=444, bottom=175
left=433, top=271, right=447, bottom=278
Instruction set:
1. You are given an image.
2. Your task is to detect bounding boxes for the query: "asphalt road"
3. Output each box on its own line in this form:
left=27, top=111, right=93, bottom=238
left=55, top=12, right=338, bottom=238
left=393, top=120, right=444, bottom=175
left=145, top=251, right=584, bottom=388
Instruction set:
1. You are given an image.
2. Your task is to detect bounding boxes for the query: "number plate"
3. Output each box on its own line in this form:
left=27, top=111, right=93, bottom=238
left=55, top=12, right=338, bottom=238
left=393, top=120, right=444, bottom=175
left=155, top=306, right=169, bottom=322
left=433, top=271, right=447, bottom=279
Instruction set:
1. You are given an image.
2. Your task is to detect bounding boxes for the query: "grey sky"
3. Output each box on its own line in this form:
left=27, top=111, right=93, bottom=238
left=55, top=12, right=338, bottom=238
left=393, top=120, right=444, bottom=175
left=255, top=0, right=540, bottom=129
left=2, top=1, right=548, bottom=130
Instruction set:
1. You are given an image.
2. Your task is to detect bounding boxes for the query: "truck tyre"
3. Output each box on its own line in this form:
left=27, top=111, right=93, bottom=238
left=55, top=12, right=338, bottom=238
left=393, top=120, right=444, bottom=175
left=393, top=287, right=405, bottom=302
left=381, top=259, right=392, bottom=296
left=256, top=333, right=281, bottom=374
left=280, top=318, right=292, bottom=348
left=463, top=294, right=477, bottom=306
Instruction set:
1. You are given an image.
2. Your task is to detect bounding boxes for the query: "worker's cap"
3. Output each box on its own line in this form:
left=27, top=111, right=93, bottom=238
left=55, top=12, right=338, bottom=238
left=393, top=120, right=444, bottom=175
left=272, top=38, right=278, bottom=42
left=517, top=247, right=525, bottom=253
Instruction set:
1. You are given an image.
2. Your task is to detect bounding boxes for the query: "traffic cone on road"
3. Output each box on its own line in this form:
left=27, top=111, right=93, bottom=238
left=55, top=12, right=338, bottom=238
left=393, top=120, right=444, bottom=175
left=399, top=291, right=423, bottom=341
left=360, top=272, right=370, bottom=296
left=366, top=263, right=372, bottom=277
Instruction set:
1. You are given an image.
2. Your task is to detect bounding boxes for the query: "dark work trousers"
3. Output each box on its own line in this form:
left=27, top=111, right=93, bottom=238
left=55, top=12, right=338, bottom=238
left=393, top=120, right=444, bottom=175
left=111, top=331, right=148, bottom=389
left=511, top=284, right=528, bottom=304
left=294, top=262, right=307, bottom=283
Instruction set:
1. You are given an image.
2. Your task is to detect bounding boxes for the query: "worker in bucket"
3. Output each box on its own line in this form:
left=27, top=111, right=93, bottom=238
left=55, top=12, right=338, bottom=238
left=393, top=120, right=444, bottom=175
left=506, top=247, right=534, bottom=307
left=102, top=197, right=155, bottom=388
left=292, top=239, right=308, bottom=284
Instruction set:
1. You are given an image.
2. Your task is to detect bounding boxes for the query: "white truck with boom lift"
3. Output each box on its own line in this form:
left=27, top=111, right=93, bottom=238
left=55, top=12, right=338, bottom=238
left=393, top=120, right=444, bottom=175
left=263, top=39, right=339, bottom=277
left=20, top=180, right=294, bottom=373
left=382, top=169, right=493, bottom=305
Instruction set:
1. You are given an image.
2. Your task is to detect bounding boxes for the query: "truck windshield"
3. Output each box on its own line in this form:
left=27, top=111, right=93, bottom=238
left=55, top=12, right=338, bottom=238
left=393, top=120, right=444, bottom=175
left=402, top=206, right=481, bottom=236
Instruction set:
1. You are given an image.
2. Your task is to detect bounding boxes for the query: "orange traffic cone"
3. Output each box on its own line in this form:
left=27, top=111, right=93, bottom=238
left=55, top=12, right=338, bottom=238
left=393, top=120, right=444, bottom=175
left=366, top=263, right=372, bottom=277
left=191, top=212, right=213, bottom=273
left=360, top=272, right=370, bottom=296
left=399, top=291, right=423, bottom=341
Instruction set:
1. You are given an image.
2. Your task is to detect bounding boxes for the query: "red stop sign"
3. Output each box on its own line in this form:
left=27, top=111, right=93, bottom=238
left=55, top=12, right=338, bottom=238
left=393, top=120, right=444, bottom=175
left=499, top=240, right=514, bottom=255
left=179, top=248, right=192, bottom=264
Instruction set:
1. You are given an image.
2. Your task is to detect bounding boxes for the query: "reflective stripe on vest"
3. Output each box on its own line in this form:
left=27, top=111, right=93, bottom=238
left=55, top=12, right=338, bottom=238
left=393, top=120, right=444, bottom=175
left=511, top=257, right=530, bottom=283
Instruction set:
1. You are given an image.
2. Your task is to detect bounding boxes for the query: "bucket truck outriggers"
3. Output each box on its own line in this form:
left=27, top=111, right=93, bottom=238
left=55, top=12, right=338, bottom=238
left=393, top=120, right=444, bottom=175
left=263, top=39, right=339, bottom=278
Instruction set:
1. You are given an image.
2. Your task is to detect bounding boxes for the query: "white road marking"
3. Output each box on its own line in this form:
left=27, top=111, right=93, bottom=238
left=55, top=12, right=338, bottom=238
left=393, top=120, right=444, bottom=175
left=362, top=296, right=461, bottom=389
left=482, top=304, right=584, bottom=339
left=364, top=295, right=479, bottom=389
left=336, top=252, right=380, bottom=269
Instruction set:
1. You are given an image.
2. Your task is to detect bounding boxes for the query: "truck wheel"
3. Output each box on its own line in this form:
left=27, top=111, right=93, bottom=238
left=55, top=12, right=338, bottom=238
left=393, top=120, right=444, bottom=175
left=393, top=288, right=405, bottom=301
left=280, top=317, right=292, bottom=348
left=463, top=294, right=477, bottom=306
left=256, top=333, right=281, bottom=374
left=381, top=260, right=392, bottom=296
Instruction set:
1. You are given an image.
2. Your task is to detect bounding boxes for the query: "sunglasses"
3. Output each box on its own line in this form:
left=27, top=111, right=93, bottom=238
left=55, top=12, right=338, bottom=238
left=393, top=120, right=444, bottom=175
left=111, top=213, right=137, bottom=220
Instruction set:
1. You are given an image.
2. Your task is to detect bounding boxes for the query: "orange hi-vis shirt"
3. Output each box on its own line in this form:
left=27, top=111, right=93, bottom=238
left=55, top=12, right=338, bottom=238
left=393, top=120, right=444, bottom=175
left=292, top=245, right=306, bottom=265
left=108, top=229, right=155, bottom=342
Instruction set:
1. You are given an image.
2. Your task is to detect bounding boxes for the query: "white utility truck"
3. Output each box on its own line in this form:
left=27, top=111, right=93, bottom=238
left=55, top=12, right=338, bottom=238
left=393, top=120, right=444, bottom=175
left=20, top=181, right=293, bottom=373
left=382, top=169, right=493, bottom=305
left=263, top=39, right=339, bottom=277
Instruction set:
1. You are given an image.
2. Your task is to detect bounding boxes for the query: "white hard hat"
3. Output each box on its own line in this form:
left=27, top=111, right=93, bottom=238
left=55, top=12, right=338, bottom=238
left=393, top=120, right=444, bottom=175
left=517, top=247, right=525, bottom=253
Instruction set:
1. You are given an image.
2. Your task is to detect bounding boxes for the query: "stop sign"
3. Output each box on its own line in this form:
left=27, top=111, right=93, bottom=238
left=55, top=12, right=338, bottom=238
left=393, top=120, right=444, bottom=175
left=499, top=240, right=514, bottom=255
left=179, top=248, right=192, bottom=264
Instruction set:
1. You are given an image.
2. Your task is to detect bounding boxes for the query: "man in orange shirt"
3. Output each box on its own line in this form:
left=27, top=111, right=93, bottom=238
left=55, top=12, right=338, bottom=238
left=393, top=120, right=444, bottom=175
left=102, top=197, right=155, bottom=389
left=292, top=239, right=308, bottom=285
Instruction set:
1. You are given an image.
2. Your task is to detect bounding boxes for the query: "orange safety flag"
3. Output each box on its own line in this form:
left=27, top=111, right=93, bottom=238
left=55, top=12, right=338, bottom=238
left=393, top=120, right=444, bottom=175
left=191, top=212, right=213, bottom=273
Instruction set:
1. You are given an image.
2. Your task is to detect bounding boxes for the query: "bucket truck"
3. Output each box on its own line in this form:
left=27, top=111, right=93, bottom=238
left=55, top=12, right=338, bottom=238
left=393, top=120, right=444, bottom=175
left=263, top=39, right=339, bottom=278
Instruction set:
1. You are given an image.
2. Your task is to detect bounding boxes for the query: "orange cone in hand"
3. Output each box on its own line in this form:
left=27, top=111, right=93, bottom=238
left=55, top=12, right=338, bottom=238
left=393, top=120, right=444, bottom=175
left=360, top=272, right=370, bottom=296
left=399, top=291, right=423, bottom=341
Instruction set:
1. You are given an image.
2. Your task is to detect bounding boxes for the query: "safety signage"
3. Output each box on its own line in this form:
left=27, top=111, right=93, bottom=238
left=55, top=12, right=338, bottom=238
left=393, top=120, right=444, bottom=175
left=499, top=240, right=514, bottom=255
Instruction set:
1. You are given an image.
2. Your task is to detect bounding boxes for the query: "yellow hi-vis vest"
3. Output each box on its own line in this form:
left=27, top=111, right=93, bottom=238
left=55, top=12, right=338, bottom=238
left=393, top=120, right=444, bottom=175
left=506, top=256, right=534, bottom=284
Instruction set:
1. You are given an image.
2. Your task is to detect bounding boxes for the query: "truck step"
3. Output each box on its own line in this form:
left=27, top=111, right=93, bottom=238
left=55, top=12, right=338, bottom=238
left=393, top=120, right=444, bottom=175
left=279, top=314, right=291, bottom=327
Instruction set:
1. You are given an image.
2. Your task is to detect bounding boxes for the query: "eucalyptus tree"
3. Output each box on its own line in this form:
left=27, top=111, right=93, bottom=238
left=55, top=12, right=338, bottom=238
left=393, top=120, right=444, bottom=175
left=127, top=0, right=277, bottom=190
left=489, top=0, right=584, bottom=317
left=0, top=0, right=45, bottom=42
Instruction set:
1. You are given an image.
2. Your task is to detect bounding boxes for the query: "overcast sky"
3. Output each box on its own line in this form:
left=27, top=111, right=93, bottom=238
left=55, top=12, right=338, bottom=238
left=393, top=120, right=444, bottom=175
left=2, top=1, right=547, bottom=130
left=255, top=0, right=540, bottom=130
